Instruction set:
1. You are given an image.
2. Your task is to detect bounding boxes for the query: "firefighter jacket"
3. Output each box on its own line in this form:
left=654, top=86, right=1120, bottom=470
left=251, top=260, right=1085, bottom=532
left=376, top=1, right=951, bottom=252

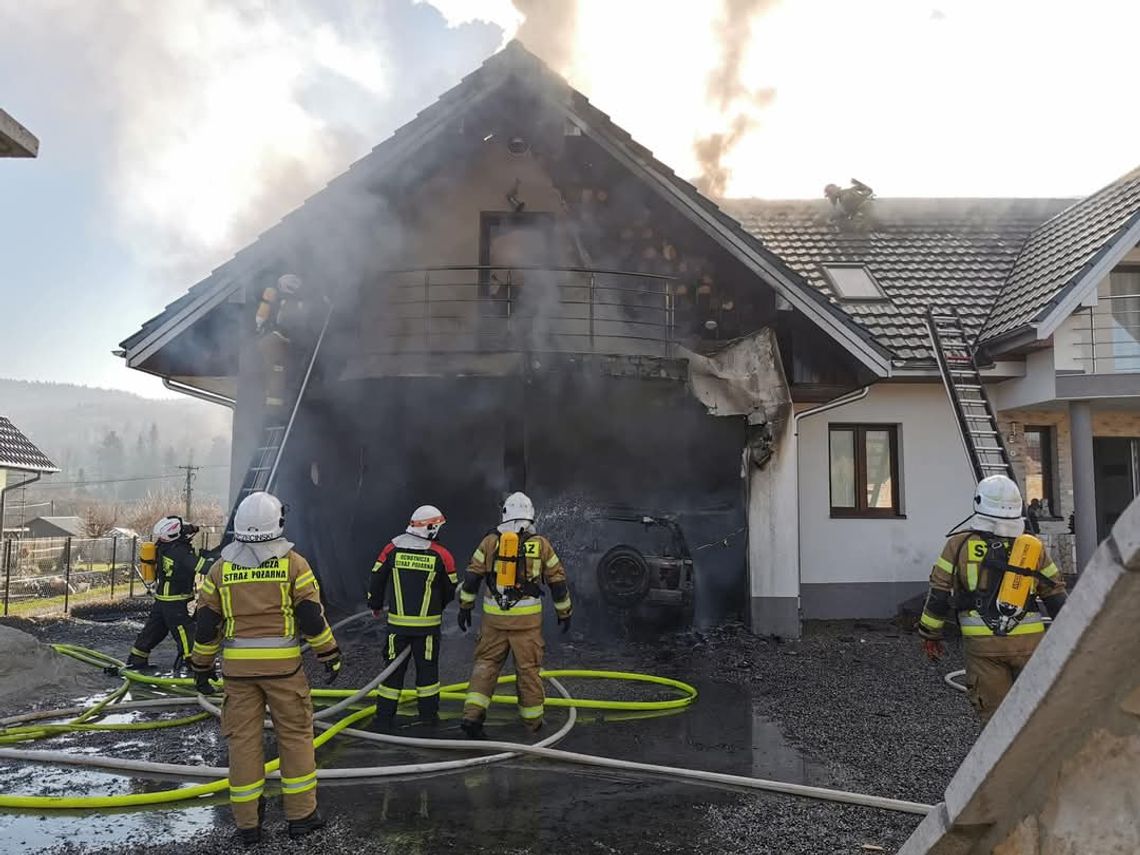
left=368, top=533, right=457, bottom=634
left=255, top=286, right=311, bottom=341
left=919, top=531, right=1067, bottom=640
left=458, top=531, right=572, bottom=629
left=190, top=550, right=339, bottom=678
left=154, top=539, right=206, bottom=602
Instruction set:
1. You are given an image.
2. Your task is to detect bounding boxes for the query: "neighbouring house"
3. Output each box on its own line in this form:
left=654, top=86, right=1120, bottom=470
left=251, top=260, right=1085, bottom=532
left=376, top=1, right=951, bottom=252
left=22, top=516, right=84, bottom=540
left=0, top=417, right=60, bottom=538
left=118, top=43, right=1140, bottom=637
left=0, top=109, right=38, bottom=158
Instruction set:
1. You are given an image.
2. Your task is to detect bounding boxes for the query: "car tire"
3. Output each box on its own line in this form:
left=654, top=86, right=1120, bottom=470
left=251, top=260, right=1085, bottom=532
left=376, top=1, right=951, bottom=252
left=596, top=545, right=652, bottom=609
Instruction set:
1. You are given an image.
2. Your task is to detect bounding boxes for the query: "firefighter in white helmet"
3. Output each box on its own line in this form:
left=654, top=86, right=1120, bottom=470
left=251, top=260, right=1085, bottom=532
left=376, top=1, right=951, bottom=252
left=366, top=504, right=458, bottom=731
left=125, top=516, right=206, bottom=672
left=190, top=491, right=340, bottom=844
left=457, top=492, right=572, bottom=737
left=918, top=475, right=1068, bottom=722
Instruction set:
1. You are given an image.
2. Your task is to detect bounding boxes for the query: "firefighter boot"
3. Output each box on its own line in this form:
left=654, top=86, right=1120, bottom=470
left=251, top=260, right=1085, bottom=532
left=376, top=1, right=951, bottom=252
left=288, top=809, right=326, bottom=839
left=235, top=799, right=265, bottom=846
left=460, top=718, right=485, bottom=739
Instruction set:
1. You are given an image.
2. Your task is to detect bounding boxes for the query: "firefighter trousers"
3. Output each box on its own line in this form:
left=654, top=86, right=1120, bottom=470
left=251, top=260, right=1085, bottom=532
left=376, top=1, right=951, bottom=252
left=257, top=331, right=289, bottom=425
left=221, top=668, right=318, bottom=828
left=376, top=632, right=441, bottom=722
left=963, top=633, right=1043, bottom=723
left=128, top=600, right=193, bottom=665
left=462, top=618, right=545, bottom=729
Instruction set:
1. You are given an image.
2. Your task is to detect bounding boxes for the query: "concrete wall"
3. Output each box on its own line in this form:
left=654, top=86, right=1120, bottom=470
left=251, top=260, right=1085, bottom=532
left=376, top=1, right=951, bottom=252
left=748, top=417, right=800, bottom=637
left=796, top=383, right=976, bottom=618
left=899, top=495, right=1140, bottom=855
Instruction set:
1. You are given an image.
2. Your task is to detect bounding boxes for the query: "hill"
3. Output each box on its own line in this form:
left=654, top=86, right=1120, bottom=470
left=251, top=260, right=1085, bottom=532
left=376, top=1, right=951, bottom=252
left=0, top=378, right=231, bottom=505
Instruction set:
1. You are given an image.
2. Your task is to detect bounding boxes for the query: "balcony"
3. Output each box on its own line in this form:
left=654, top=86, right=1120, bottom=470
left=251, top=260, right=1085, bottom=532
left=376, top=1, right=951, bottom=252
left=356, top=266, right=681, bottom=366
left=1070, top=291, right=1140, bottom=375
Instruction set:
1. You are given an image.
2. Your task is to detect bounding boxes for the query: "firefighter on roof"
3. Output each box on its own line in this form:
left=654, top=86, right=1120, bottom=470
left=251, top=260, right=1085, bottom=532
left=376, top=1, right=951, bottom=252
left=366, top=504, right=458, bottom=730
left=457, top=492, right=572, bottom=738
left=126, top=516, right=205, bottom=673
left=918, top=475, right=1068, bottom=722
left=190, top=491, right=341, bottom=845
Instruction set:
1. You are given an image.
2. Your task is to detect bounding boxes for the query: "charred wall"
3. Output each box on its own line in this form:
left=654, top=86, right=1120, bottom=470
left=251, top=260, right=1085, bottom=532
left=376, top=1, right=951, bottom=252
left=273, top=369, right=747, bottom=625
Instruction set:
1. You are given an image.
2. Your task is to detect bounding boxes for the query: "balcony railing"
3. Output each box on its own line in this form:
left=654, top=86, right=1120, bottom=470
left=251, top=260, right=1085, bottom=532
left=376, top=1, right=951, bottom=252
left=1071, top=293, right=1140, bottom=374
left=361, top=266, right=679, bottom=359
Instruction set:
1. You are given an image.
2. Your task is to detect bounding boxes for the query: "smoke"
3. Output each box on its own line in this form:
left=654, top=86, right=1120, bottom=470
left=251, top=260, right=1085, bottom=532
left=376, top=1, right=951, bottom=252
left=693, top=0, right=777, bottom=197
left=0, top=1, right=499, bottom=291
left=510, top=0, right=579, bottom=76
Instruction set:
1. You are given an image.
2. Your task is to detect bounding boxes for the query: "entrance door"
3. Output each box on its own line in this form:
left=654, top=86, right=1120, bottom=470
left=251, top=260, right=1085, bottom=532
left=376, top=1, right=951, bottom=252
left=1093, top=437, right=1140, bottom=541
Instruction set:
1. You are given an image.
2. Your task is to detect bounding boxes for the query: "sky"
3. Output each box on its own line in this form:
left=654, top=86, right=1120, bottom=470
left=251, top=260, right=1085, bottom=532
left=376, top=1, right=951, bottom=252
left=1, top=0, right=1139, bottom=397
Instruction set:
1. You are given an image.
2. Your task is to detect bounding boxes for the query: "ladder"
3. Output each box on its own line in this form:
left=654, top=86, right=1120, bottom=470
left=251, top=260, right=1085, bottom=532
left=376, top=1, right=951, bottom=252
left=221, top=304, right=334, bottom=542
left=927, top=308, right=1015, bottom=484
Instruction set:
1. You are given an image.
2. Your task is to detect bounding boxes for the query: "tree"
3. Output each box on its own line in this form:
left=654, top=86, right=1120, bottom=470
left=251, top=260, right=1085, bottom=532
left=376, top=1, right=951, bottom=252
left=82, top=504, right=119, bottom=537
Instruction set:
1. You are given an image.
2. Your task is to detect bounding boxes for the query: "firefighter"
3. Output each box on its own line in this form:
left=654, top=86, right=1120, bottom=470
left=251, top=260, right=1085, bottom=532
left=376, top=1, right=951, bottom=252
left=190, top=491, right=341, bottom=844
left=125, top=516, right=205, bottom=673
left=918, top=475, right=1068, bottom=722
left=457, top=492, right=572, bottom=738
left=255, top=273, right=306, bottom=426
left=366, top=505, right=458, bottom=731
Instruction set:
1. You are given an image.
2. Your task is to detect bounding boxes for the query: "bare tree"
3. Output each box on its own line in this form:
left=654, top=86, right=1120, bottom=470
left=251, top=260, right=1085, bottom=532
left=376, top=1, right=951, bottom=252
left=81, top=503, right=120, bottom=537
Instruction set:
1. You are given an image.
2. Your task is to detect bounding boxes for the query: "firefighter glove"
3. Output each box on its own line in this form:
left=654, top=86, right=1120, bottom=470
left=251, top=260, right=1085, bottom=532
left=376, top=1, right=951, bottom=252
left=457, top=607, right=472, bottom=633
left=922, top=638, right=945, bottom=663
left=558, top=614, right=572, bottom=634
left=322, top=651, right=343, bottom=685
left=193, top=666, right=217, bottom=695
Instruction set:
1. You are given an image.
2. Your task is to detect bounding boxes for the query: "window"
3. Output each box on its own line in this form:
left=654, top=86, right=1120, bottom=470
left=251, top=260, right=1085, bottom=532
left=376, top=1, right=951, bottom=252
left=829, top=424, right=901, bottom=517
left=821, top=264, right=887, bottom=301
left=1023, top=426, right=1057, bottom=517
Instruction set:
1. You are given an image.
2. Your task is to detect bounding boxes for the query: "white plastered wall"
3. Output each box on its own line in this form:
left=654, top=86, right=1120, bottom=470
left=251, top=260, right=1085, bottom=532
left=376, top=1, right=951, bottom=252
left=796, top=383, right=976, bottom=618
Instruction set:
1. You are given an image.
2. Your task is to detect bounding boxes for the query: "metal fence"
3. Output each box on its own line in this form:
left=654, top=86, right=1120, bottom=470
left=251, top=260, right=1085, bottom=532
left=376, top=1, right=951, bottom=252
left=0, top=535, right=148, bottom=616
left=1072, top=292, right=1140, bottom=373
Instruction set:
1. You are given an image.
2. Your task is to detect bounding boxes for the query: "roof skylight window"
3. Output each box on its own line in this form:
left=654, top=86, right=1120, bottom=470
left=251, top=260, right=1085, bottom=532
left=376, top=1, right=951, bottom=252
left=822, top=265, right=887, bottom=301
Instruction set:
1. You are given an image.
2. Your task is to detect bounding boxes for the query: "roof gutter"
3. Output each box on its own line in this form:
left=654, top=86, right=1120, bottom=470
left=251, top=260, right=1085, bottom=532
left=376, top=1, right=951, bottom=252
left=162, top=377, right=235, bottom=409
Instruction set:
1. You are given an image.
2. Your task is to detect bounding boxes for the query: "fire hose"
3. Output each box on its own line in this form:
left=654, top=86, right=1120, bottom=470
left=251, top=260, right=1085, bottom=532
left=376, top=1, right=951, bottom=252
left=0, top=621, right=934, bottom=816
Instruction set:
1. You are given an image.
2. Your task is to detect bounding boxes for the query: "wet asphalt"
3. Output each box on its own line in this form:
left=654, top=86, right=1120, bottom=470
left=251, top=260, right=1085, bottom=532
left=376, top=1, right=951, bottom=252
left=0, top=605, right=978, bottom=854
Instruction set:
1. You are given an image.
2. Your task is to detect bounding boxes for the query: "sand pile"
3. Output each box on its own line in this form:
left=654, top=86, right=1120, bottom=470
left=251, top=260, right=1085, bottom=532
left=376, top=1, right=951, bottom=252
left=0, top=624, right=110, bottom=707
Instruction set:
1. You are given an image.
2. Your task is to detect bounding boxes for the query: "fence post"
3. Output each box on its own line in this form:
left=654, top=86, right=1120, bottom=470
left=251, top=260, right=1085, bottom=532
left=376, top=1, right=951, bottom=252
left=2, top=539, right=10, bottom=617
left=109, top=536, right=118, bottom=600
left=130, top=536, right=137, bottom=598
left=64, top=536, right=72, bottom=615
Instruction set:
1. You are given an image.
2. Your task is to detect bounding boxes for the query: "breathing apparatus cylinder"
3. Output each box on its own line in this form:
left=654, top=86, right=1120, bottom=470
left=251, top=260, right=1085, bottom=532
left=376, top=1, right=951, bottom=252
left=995, top=533, right=1042, bottom=629
left=495, top=532, right=520, bottom=588
left=139, top=542, right=158, bottom=584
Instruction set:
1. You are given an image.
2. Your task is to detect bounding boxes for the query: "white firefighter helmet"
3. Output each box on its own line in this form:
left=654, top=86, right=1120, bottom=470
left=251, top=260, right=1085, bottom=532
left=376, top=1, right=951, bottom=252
left=277, top=273, right=302, bottom=295
left=153, top=516, right=183, bottom=543
left=407, top=505, right=446, bottom=540
left=502, top=492, right=535, bottom=525
left=971, top=475, right=1024, bottom=537
left=233, top=491, right=286, bottom=543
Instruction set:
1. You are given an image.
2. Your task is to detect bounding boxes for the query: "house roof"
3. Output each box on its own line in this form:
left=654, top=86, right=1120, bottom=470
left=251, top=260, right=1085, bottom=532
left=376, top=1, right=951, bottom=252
left=0, top=417, right=59, bottom=474
left=979, top=165, right=1140, bottom=343
left=724, top=198, right=1071, bottom=362
left=119, top=40, right=892, bottom=379
left=27, top=516, right=84, bottom=538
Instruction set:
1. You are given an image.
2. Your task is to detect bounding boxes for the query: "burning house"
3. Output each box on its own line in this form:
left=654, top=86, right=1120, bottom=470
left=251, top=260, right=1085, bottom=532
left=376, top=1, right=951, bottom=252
left=119, top=43, right=1140, bottom=638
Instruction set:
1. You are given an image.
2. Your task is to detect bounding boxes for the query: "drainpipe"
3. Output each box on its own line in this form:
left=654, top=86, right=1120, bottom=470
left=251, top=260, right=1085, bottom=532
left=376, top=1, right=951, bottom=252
left=162, top=378, right=235, bottom=409
left=792, top=386, right=871, bottom=607
left=0, top=473, right=42, bottom=537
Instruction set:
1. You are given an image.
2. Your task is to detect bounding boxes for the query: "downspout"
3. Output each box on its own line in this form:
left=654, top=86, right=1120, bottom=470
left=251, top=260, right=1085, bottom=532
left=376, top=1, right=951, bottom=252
left=0, top=473, right=42, bottom=536
left=792, top=386, right=871, bottom=609
left=162, top=378, right=235, bottom=410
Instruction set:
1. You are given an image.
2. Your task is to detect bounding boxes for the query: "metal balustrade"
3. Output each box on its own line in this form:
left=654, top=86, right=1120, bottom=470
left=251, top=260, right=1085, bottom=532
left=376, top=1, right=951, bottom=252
left=361, top=266, right=679, bottom=359
left=1071, top=293, right=1140, bottom=374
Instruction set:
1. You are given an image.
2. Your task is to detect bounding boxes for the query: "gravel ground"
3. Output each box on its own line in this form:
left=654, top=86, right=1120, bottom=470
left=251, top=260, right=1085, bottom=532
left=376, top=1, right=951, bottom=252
left=0, top=607, right=979, bottom=855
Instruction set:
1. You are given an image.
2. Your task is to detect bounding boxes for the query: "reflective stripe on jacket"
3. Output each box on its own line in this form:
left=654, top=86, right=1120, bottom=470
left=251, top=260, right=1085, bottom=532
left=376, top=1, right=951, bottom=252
left=460, top=532, right=572, bottom=624
left=191, top=550, right=337, bottom=677
left=368, top=534, right=457, bottom=635
left=154, top=540, right=205, bottom=602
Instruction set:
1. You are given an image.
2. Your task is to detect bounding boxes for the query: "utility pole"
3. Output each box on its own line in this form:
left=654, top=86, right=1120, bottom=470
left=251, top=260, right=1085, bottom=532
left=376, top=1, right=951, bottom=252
left=178, top=464, right=201, bottom=520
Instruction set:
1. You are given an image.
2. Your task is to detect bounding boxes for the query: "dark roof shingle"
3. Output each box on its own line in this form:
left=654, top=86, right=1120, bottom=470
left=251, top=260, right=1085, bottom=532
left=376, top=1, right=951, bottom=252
left=0, top=417, right=59, bottom=473
left=724, top=198, right=1070, bottom=361
left=980, top=166, right=1140, bottom=342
